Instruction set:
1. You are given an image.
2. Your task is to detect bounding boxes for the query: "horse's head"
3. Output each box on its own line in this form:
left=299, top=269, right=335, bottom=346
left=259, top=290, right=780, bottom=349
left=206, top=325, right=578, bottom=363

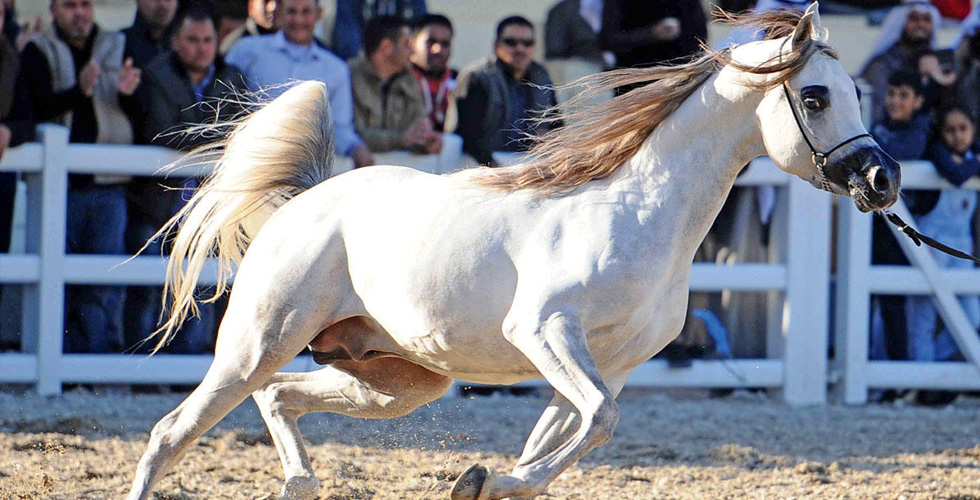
left=753, top=3, right=900, bottom=212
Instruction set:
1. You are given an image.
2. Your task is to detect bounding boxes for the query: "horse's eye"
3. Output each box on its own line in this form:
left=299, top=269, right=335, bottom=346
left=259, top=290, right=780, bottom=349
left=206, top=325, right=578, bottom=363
left=801, top=85, right=830, bottom=112
left=803, top=97, right=826, bottom=110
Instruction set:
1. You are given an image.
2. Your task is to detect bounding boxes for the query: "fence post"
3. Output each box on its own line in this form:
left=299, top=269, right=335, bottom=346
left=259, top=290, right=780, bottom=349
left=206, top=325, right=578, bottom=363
left=835, top=202, right=872, bottom=404
left=782, top=177, right=831, bottom=405
left=34, top=125, right=69, bottom=395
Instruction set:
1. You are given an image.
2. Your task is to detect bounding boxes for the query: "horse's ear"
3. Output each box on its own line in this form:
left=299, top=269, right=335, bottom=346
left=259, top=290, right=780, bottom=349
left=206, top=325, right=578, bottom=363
left=792, top=2, right=827, bottom=48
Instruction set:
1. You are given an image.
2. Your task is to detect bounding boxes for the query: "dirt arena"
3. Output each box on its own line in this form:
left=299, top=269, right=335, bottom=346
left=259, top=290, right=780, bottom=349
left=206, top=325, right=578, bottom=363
left=1, top=386, right=979, bottom=500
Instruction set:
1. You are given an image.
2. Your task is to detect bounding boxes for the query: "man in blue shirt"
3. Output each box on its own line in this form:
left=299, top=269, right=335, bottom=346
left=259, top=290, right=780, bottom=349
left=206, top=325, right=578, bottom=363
left=225, top=0, right=374, bottom=167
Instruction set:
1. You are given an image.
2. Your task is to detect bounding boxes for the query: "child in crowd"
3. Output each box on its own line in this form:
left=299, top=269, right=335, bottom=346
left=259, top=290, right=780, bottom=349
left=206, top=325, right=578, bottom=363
left=906, top=103, right=980, bottom=368
left=868, top=70, right=931, bottom=366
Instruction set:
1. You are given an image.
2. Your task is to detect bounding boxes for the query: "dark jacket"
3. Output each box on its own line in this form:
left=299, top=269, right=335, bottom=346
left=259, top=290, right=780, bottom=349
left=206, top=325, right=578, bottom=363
left=870, top=113, right=931, bottom=161
left=139, top=51, right=247, bottom=149
left=545, top=0, right=605, bottom=67
left=954, top=60, right=980, bottom=122
left=600, top=0, right=707, bottom=69
left=0, top=35, right=33, bottom=255
left=1, top=36, right=33, bottom=147
left=131, top=51, right=247, bottom=227
left=454, top=57, right=558, bottom=166
left=122, top=11, right=174, bottom=69
left=870, top=112, right=931, bottom=262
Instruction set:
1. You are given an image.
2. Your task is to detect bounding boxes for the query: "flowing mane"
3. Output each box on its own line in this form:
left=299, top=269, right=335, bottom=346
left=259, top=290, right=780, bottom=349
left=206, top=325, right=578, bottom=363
left=472, top=9, right=837, bottom=194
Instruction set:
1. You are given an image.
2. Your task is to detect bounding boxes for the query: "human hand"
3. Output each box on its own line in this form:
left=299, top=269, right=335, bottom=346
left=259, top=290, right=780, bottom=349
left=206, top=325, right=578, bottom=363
left=935, top=70, right=957, bottom=86
left=401, top=119, right=429, bottom=149
left=421, top=131, right=442, bottom=154
left=652, top=17, right=681, bottom=42
left=0, top=124, right=12, bottom=162
left=14, top=17, right=42, bottom=52
left=117, top=57, right=141, bottom=95
left=78, top=60, right=100, bottom=97
left=351, top=144, right=375, bottom=168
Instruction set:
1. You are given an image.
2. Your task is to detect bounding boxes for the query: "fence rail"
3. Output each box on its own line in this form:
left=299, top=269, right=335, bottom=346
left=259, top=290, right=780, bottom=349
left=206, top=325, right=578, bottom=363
left=1, top=124, right=837, bottom=404
left=835, top=161, right=980, bottom=404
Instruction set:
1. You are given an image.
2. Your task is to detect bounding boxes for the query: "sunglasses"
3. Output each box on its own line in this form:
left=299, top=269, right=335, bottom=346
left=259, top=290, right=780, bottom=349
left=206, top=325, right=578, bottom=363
left=500, top=37, right=534, bottom=48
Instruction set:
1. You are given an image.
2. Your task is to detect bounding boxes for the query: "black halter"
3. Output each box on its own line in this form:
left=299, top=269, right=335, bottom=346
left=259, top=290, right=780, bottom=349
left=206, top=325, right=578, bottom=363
left=781, top=82, right=872, bottom=193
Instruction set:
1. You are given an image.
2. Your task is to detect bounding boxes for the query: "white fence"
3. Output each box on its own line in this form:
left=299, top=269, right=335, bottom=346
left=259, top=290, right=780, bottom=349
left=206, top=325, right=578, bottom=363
left=835, top=161, right=980, bottom=404
left=2, top=124, right=837, bottom=404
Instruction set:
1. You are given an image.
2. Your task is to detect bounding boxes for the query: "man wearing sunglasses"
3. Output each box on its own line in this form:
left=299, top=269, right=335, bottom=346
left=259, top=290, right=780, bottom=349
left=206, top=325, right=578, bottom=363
left=454, top=15, right=558, bottom=166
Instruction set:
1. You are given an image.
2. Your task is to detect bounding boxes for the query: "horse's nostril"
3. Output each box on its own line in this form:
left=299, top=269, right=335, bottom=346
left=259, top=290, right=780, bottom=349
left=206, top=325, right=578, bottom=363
left=868, top=165, right=890, bottom=194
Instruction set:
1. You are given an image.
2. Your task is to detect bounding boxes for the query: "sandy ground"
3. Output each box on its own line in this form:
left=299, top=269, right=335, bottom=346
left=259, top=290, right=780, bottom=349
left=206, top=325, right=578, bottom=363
left=1, top=386, right=980, bottom=500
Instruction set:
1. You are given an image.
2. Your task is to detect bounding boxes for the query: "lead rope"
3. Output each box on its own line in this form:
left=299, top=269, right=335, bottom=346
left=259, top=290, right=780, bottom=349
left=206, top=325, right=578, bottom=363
left=880, top=209, right=980, bottom=264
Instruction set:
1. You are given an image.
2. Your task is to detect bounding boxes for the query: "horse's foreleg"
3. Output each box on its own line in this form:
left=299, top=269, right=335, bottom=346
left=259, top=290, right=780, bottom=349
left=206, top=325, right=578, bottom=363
left=452, top=312, right=620, bottom=500
left=515, top=371, right=628, bottom=470
left=515, top=394, right=579, bottom=468
left=253, top=358, right=453, bottom=500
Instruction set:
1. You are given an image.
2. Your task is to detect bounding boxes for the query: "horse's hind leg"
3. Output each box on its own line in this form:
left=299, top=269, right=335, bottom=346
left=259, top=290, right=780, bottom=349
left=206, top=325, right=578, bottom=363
left=253, top=357, right=453, bottom=500
left=127, top=305, right=321, bottom=500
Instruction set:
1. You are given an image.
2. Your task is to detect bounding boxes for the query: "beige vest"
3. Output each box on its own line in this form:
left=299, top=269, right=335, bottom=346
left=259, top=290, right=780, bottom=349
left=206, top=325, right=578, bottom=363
left=31, top=25, right=133, bottom=145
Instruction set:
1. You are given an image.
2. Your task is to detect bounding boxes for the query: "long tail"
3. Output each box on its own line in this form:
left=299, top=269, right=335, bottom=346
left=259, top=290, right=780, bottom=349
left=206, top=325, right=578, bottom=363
left=149, top=81, right=335, bottom=353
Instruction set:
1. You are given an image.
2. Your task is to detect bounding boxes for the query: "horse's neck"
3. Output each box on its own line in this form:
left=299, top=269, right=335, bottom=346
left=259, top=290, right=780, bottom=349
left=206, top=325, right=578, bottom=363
left=621, top=71, right=764, bottom=257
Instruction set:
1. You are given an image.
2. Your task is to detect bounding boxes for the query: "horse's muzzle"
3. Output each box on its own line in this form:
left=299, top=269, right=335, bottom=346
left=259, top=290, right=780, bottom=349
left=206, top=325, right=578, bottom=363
left=843, top=146, right=901, bottom=212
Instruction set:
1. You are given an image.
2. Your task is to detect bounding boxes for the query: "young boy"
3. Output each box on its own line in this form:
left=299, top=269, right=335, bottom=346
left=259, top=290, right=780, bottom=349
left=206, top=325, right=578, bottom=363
left=868, top=70, right=932, bottom=370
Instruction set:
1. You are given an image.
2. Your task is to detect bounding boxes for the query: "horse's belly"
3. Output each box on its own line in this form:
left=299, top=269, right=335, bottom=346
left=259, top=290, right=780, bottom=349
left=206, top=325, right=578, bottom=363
left=390, top=322, right=542, bottom=383
left=386, top=285, right=690, bottom=385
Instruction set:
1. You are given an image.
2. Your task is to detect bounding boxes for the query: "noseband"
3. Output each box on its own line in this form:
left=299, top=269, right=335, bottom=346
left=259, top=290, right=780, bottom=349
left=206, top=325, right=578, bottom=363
left=781, top=82, right=871, bottom=193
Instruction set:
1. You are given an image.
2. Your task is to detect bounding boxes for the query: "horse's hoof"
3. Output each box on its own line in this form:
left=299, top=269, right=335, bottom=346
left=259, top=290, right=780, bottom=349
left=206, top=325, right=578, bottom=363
left=280, top=474, right=319, bottom=500
left=451, top=464, right=491, bottom=500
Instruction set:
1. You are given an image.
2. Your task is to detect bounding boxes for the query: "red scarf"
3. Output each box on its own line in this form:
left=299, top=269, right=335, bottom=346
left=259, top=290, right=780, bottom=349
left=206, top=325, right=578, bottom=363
left=411, top=65, right=455, bottom=132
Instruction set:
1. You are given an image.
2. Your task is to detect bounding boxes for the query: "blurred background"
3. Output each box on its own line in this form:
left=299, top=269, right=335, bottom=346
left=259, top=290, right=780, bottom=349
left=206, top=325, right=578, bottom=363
left=15, top=0, right=969, bottom=76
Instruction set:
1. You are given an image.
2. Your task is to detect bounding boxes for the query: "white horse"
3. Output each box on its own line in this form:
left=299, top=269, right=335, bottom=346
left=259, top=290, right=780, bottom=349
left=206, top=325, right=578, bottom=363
left=128, top=5, right=899, bottom=500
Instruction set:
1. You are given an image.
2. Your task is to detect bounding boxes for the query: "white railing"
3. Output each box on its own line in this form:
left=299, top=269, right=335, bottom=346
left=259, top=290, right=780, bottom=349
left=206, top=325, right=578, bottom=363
left=0, top=125, right=833, bottom=404
left=835, top=161, right=980, bottom=404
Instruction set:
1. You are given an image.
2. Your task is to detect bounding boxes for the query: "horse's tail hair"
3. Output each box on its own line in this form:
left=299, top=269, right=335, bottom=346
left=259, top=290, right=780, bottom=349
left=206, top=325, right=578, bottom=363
left=148, top=81, right=334, bottom=354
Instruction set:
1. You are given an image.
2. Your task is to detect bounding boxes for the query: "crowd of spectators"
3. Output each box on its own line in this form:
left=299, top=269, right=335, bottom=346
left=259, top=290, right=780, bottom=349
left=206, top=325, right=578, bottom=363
left=854, top=0, right=980, bottom=405
left=0, top=0, right=565, bottom=356
left=0, top=0, right=979, bottom=404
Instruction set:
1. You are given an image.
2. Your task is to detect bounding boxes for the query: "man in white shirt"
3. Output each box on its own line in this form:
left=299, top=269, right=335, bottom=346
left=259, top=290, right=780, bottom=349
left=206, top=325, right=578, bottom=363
left=226, top=0, right=374, bottom=167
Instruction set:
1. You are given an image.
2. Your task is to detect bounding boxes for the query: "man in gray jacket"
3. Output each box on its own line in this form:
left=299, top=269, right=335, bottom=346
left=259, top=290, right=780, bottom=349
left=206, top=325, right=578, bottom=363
left=454, top=15, right=559, bottom=166
left=128, top=6, right=248, bottom=354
